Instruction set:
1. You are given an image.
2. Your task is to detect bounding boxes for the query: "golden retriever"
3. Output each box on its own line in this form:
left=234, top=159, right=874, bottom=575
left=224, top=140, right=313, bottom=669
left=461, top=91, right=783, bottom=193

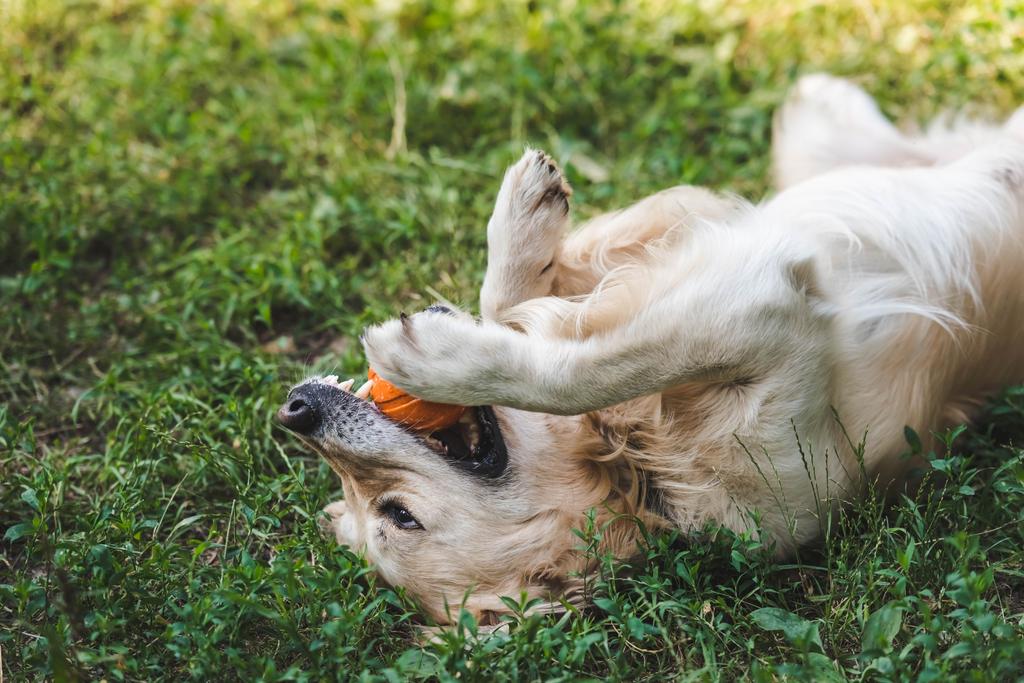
left=277, top=75, right=1024, bottom=624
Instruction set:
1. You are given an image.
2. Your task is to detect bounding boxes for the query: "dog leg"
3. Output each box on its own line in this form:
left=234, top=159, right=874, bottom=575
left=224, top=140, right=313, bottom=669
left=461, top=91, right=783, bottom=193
left=480, top=149, right=572, bottom=322
left=364, top=244, right=826, bottom=414
left=772, top=73, right=929, bottom=189
left=480, top=150, right=741, bottom=322
left=773, top=73, right=1024, bottom=188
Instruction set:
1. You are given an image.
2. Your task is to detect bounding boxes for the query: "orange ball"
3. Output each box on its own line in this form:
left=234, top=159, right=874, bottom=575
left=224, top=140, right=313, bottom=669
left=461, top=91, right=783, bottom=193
left=367, top=368, right=466, bottom=432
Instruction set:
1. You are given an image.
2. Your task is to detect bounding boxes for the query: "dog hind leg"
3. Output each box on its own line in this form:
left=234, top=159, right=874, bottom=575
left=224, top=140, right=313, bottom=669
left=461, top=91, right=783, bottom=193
left=772, top=73, right=928, bottom=189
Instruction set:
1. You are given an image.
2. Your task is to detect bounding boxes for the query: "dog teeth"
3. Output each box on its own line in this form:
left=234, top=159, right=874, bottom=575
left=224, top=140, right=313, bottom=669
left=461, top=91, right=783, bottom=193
left=456, top=409, right=482, bottom=449
left=354, top=380, right=374, bottom=400
left=465, top=421, right=481, bottom=450
left=320, top=375, right=356, bottom=392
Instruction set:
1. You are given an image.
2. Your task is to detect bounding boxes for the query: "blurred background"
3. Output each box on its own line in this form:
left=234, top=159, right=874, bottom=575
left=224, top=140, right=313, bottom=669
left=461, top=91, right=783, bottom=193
left=2, top=0, right=1023, bottom=679
left=3, top=1, right=1022, bottom=361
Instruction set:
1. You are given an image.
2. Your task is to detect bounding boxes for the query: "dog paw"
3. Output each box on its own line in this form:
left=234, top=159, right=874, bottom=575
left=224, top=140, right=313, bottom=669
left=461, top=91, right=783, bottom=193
left=482, top=150, right=572, bottom=319
left=362, top=309, right=490, bottom=405
left=488, top=149, right=572, bottom=246
left=319, top=500, right=348, bottom=543
left=512, top=148, right=572, bottom=216
left=489, top=147, right=573, bottom=248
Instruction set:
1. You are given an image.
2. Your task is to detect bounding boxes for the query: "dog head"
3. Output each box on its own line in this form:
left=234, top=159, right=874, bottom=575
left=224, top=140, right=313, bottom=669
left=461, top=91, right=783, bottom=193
left=276, top=374, right=655, bottom=623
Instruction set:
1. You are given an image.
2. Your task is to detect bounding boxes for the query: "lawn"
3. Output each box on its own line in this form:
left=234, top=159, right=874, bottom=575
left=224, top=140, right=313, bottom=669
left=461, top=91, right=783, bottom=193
left=2, top=0, right=1024, bottom=680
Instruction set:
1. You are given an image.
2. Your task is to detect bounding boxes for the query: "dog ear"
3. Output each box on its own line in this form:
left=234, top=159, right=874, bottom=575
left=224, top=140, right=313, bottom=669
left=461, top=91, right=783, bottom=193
left=787, top=255, right=822, bottom=300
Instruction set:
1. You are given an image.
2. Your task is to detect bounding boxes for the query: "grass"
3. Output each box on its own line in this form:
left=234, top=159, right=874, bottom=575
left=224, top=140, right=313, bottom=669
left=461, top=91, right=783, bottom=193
left=2, top=0, right=1023, bottom=679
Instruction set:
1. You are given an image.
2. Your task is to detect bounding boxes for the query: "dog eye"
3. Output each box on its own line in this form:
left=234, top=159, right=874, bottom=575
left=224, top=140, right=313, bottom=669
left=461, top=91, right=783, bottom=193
left=380, top=501, right=422, bottom=530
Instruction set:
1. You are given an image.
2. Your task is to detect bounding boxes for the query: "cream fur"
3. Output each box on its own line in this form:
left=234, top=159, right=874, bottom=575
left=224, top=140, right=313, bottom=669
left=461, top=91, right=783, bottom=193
left=297, top=75, right=1024, bottom=624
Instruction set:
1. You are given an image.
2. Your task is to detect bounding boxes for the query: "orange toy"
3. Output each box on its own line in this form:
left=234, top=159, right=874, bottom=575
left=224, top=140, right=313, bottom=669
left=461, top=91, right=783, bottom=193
left=367, top=368, right=466, bottom=432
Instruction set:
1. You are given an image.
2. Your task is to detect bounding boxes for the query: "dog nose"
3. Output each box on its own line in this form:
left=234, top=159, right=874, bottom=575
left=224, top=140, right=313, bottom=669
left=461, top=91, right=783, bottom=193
left=277, top=397, right=319, bottom=434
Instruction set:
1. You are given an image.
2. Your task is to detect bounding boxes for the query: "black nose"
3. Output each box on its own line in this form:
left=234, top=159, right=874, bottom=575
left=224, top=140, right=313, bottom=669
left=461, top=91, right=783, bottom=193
left=277, top=397, right=318, bottom=434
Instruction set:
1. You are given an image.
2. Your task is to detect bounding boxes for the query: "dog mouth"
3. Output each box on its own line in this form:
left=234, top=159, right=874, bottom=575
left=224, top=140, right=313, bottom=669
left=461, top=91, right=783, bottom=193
left=315, top=375, right=509, bottom=478
left=421, top=405, right=507, bottom=477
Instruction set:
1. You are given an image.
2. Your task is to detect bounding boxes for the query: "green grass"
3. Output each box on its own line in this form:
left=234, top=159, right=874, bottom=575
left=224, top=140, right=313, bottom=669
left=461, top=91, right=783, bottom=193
left=2, top=0, right=1024, bottom=679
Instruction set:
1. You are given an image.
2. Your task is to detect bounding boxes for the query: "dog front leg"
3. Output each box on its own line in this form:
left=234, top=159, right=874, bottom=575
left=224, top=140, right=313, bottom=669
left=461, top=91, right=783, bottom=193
left=365, top=249, right=826, bottom=414
left=479, top=150, right=742, bottom=322
left=479, top=149, right=572, bottom=322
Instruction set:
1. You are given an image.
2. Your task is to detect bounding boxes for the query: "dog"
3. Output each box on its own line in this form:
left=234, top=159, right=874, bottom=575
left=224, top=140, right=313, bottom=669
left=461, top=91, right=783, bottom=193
left=277, top=75, right=1024, bottom=624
